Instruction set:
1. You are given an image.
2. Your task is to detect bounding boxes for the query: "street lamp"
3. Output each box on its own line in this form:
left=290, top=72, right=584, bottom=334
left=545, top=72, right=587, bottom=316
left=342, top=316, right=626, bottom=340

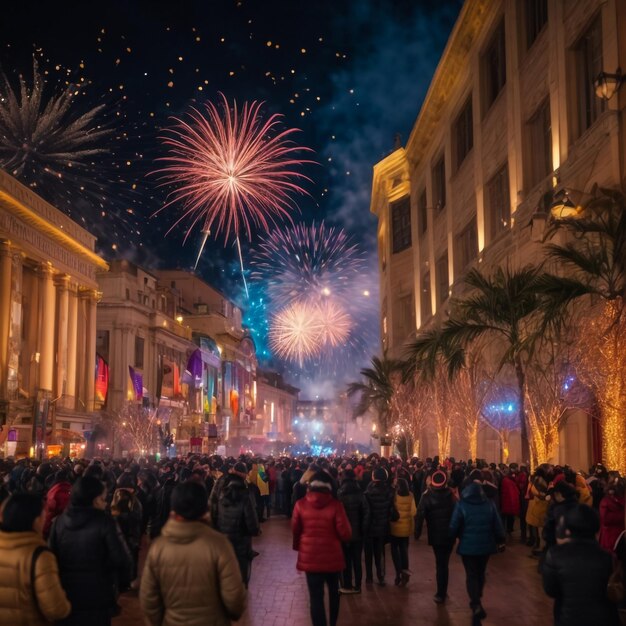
left=594, top=69, right=623, bottom=101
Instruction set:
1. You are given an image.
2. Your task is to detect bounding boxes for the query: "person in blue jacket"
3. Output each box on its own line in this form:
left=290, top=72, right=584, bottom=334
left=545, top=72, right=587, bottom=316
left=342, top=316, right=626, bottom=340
left=450, top=480, right=505, bottom=624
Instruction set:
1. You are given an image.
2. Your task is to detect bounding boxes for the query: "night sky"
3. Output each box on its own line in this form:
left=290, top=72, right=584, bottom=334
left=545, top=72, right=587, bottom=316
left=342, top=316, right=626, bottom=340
left=0, top=0, right=461, bottom=397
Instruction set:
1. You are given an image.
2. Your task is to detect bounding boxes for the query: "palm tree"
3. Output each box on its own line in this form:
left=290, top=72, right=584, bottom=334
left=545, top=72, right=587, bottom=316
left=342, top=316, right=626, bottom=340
left=403, top=265, right=554, bottom=465
left=347, top=355, right=401, bottom=440
left=541, top=187, right=626, bottom=471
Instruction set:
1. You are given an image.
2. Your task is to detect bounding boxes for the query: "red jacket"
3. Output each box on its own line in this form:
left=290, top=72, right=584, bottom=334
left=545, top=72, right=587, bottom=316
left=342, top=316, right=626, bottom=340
left=292, top=491, right=351, bottom=573
left=43, top=481, right=72, bottom=538
left=500, top=475, right=521, bottom=516
left=599, top=495, right=625, bottom=553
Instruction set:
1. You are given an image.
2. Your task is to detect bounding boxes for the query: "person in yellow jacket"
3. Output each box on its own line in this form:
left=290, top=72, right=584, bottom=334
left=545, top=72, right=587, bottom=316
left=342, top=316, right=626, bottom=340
left=390, top=478, right=417, bottom=587
left=526, top=465, right=551, bottom=555
left=0, top=493, right=71, bottom=625
left=575, top=473, right=593, bottom=506
left=249, top=460, right=270, bottom=521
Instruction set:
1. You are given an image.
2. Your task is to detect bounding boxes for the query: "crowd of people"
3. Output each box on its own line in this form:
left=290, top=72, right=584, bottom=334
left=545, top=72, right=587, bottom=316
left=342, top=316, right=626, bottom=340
left=0, top=453, right=624, bottom=626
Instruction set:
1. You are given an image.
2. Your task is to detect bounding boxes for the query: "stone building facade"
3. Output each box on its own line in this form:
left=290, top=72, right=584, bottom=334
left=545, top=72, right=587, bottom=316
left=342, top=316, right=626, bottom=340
left=0, top=170, right=108, bottom=457
left=371, top=0, right=626, bottom=466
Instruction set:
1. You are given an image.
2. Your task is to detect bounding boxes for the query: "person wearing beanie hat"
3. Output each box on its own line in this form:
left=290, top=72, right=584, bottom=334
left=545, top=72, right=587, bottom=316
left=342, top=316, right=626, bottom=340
left=364, top=466, right=394, bottom=586
left=415, top=469, right=457, bottom=603
left=542, top=481, right=579, bottom=551
left=292, top=470, right=351, bottom=626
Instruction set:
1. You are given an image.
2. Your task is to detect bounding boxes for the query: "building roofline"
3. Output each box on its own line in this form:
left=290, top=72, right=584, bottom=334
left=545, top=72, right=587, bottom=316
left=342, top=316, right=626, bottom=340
left=405, top=0, right=492, bottom=166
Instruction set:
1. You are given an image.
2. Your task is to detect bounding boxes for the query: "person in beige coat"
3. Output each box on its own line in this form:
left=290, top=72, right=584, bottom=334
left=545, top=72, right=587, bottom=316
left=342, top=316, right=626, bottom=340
left=140, top=480, right=246, bottom=626
left=0, top=493, right=71, bottom=625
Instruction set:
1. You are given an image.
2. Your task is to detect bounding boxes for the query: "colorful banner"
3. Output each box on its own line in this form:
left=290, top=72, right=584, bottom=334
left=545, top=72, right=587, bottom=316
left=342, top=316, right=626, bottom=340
left=95, top=354, right=109, bottom=404
left=128, top=366, right=143, bottom=401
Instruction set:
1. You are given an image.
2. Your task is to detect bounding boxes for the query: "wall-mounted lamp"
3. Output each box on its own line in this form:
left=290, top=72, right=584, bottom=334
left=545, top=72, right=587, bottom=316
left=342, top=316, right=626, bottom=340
left=594, top=68, right=623, bottom=101
left=549, top=190, right=578, bottom=219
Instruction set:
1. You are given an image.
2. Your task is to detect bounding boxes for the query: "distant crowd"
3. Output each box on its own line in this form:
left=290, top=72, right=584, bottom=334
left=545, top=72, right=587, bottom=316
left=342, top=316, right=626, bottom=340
left=0, top=453, right=624, bottom=626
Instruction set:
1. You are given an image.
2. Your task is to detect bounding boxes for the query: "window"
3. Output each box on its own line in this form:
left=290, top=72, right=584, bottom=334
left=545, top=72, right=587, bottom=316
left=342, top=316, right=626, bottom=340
left=483, top=20, right=506, bottom=111
left=418, top=189, right=428, bottom=235
left=393, top=293, right=414, bottom=340
left=454, top=97, right=473, bottom=170
left=420, top=272, right=432, bottom=321
left=125, top=288, right=130, bottom=300
left=575, top=15, right=605, bottom=136
left=527, top=99, right=552, bottom=188
left=526, top=0, right=548, bottom=48
left=487, top=164, right=511, bottom=240
left=61, top=422, right=71, bottom=430
left=432, top=155, right=446, bottom=211
left=96, top=330, right=109, bottom=362
left=456, top=217, right=478, bottom=273
left=436, top=251, right=449, bottom=307
left=391, top=196, right=411, bottom=253
left=134, top=336, right=145, bottom=369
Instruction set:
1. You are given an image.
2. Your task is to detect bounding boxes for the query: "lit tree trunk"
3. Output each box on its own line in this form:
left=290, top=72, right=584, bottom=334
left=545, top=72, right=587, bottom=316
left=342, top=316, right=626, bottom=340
left=468, top=417, right=479, bottom=462
left=514, top=355, right=530, bottom=466
left=600, top=318, right=626, bottom=473
left=500, top=430, right=510, bottom=464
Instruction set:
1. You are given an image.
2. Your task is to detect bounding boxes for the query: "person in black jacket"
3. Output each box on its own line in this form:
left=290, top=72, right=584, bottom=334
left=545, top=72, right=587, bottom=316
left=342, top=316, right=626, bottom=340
left=337, top=469, right=370, bottom=594
left=150, top=474, right=177, bottom=539
left=49, top=476, right=132, bottom=626
left=415, top=470, right=457, bottom=603
left=364, top=467, right=394, bottom=586
left=542, top=481, right=579, bottom=551
left=213, top=463, right=260, bottom=587
left=542, top=504, right=619, bottom=626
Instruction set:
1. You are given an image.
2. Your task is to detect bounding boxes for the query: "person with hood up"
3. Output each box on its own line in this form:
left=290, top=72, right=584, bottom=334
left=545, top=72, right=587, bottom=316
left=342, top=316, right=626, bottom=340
left=599, top=478, right=625, bottom=554
left=543, top=481, right=579, bottom=551
left=450, top=478, right=505, bottom=624
left=110, top=471, right=143, bottom=590
left=542, top=504, right=619, bottom=626
left=364, top=466, right=394, bottom=586
left=140, top=480, right=247, bottom=626
left=337, top=468, right=370, bottom=594
left=0, top=493, right=71, bottom=625
left=526, top=464, right=551, bottom=555
left=499, top=466, right=521, bottom=537
left=389, top=477, right=416, bottom=587
left=49, top=476, right=132, bottom=626
left=213, top=462, right=260, bottom=586
left=415, top=470, right=457, bottom=603
left=292, top=471, right=352, bottom=626
left=43, top=469, right=72, bottom=539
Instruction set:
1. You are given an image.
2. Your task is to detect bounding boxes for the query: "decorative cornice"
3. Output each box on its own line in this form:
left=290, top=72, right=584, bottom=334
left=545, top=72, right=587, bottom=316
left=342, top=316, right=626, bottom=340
left=405, top=0, right=494, bottom=167
left=0, top=190, right=109, bottom=272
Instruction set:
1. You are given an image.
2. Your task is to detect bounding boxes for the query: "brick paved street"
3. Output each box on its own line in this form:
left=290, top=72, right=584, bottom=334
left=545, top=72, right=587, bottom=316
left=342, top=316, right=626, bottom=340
left=114, top=516, right=553, bottom=626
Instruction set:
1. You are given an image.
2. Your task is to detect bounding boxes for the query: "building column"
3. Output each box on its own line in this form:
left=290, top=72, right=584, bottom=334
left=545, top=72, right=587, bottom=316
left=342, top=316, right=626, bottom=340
left=38, top=263, right=56, bottom=393
left=0, top=241, right=12, bottom=400
left=82, top=290, right=98, bottom=413
left=55, top=275, right=70, bottom=402
left=65, top=284, right=78, bottom=410
left=7, top=251, right=24, bottom=401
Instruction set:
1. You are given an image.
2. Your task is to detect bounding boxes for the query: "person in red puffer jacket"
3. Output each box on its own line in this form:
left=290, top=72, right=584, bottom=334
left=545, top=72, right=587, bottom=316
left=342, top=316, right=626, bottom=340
left=43, top=470, right=72, bottom=539
left=599, top=478, right=625, bottom=554
left=292, top=471, right=351, bottom=626
left=500, top=466, right=521, bottom=537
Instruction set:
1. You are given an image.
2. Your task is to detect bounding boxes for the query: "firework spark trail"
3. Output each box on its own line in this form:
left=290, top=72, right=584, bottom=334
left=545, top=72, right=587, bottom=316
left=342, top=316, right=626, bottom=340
left=154, top=93, right=313, bottom=245
left=252, top=221, right=364, bottom=305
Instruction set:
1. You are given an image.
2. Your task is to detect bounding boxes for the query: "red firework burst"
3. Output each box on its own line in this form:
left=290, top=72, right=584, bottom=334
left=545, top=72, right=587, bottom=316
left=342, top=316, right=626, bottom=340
left=154, top=93, right=313, bottom=242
